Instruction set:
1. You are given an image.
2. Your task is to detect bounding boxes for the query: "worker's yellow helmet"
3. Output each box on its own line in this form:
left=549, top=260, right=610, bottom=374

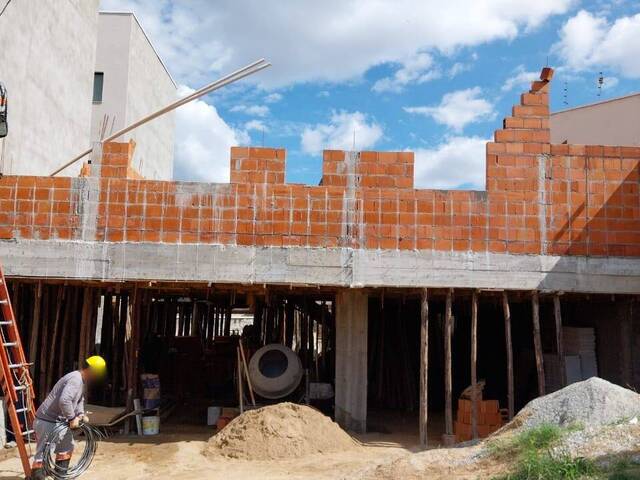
left=86, top=355, right=107, bottom=377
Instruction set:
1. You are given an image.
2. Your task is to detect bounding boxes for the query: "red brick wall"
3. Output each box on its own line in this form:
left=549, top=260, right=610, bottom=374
left=230, top=147, right=285, bottom=184
left=1, top=67, right=640, bottom=257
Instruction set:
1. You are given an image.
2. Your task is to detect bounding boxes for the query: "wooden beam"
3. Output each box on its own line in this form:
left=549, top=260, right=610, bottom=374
left=531, top=291, right=545, bottom=396
left=419, top=288, right=429, bottom=447
left=553, top=294, right=566, bottom=387
left=502, top=291, right=514, bottom=420
left=471, top=289, right=479, bottom=440
left=444, top=288, right=454, bottom=443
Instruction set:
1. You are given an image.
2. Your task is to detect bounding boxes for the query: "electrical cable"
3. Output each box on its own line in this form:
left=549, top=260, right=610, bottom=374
left=42, top=422, right=103, bottom=480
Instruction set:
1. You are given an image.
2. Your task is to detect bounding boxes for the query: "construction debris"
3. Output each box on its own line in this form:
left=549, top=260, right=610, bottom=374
left=205, top=402, right=358, bottom=460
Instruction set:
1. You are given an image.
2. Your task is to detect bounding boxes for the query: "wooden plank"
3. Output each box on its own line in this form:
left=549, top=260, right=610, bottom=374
left=444, top=288, right=453, bottom=440
left=471, top=289, right=479, bottom=440
left=28, top=282, right=42, bottom=376
left=502, top=291, right=514, bottom=420
left=553, top=294, right=567, bottom=387
left=419, top=288, right=429, bottom=447
left=237, top=347, right=244, bottom=414
left=38, top=286, right=50, bottom=401
left=239, top=340, right=256, bottom=406
left=531, top=291, right=545, bottom=396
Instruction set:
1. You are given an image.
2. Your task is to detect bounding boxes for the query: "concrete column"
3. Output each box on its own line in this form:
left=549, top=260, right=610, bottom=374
left=335, top=289, right=368, bottom=433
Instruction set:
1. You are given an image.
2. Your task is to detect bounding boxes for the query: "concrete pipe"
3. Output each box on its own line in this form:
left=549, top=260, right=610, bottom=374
left=248, top=344, right=303, bottom=399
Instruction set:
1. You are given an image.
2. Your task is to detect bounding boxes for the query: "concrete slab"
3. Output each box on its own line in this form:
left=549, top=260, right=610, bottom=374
left=3, top=239, right=640, bottom=293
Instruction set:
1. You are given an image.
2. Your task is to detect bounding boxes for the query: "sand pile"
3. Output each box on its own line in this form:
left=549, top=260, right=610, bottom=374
left=205, top=402, right=358, bottom=460
left=503, top=377, right=640, bottom=432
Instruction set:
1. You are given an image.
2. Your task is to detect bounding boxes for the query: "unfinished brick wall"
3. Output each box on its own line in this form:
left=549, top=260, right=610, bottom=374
left=79, top=141, right=144, bottom=180
left=1, top=67, right=639, bottom=256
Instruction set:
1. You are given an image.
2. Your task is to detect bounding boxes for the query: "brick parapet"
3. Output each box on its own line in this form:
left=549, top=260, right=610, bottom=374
left=2, top=67, right=640, bottom=257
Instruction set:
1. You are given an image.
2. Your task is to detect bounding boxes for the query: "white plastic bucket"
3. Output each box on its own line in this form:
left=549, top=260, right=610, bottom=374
left=142, top=415, right=160, bottom=435
left=207, top=406, right=221, bottom=426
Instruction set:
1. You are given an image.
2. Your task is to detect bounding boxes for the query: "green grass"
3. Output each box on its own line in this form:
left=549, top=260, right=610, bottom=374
left=605, top=459, right=640, bottom=480
left=488, top=423, right=563, bottom=460
left=489, top=424, right=597, bottom=480
left=499, top=453, right=596, bottom=480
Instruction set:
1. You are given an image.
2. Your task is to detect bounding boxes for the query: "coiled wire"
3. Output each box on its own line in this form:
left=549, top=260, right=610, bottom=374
left=42, top=422, right=103, bottom=479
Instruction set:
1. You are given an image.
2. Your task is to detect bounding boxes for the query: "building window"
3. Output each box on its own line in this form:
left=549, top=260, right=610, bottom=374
left=93, top=72, right=104, bottom=103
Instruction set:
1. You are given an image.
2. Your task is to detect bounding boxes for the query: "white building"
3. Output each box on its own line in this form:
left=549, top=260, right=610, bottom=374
left=551, top=93, right=640, bottom=146
left=0, top=4, right=176, bottom=180
left=91, top=12, right=177, bottom=180
left=0, top=0, right=100, bottom=176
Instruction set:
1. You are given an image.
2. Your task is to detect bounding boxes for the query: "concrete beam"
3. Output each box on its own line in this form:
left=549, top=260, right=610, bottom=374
left=334, top=289, right=368, bottom=433
left=3, top=239, right=640, bottom=293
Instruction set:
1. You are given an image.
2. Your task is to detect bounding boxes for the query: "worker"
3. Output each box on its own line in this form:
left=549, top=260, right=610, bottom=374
left=30, top=356, right=107, bottom=480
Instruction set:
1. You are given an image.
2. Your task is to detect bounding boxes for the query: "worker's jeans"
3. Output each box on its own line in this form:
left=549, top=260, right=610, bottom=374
left=33, top=418, right=74, bottom=464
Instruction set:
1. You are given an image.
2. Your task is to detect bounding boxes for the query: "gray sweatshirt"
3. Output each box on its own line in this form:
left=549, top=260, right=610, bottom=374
left=36, top=371, right=85, bottom=422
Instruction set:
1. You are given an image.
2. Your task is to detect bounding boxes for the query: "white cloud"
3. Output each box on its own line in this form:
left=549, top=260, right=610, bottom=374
left=245, top=119, right=268, bottom=132
left=447, top=62, right=472, bottom=78
left=600, top=75, right=619, bottom=90
left=555, top=10, right=640, bottom=78
left=100, top=0, right=574, bottom=88
left=173, top=85, right=247, bottom=182
left=404, top=87, right=494, bottom=132
left=301, top=111, right=383, bottom=155
left=229, top=104, right=270, bottom=116
left=264, top=93, right=283, bottom=103
left=372, top=53, right=439, bottom=93
left=414, top=136, right=488, bottom=189
left=502, top=65, right=539, bottom=91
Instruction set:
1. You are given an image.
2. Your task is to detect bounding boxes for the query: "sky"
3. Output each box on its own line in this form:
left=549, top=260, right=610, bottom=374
left=100, top=0, right=640, bottom=190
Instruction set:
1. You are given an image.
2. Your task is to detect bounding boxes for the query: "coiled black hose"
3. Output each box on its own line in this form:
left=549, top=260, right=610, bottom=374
left=42, top=422, right=102, bottom=479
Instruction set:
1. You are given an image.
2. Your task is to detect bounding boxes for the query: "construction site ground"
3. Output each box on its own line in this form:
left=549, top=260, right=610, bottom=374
left=1, top=379, right=639, bottom=479
left=0, top=427, right=499, bottom=480
left=0, top=422, right=637, bottom=479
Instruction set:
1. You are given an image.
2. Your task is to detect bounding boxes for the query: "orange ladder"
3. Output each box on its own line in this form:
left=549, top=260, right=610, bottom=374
left=0, top=264, right=37, bottom=478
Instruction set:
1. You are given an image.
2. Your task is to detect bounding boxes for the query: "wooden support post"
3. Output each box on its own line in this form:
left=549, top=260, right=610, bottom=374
left=28, top=282, right=42, bottom=375
left=502, top=291, right=514, bottom=421
left=46, top=286, right=65, bottom=394
left=471, top=289, right=479, bottom=440
left=443, top=288, right=454, bottom=445
left=553, top=294, right=566, bottom=387
left=419, top=288, right=429, bottom=447
left=38, top=285, right=51, bottom=402
left=531, top=291, right=545, bottom=397
left=237, top=348, right=244, bottom=414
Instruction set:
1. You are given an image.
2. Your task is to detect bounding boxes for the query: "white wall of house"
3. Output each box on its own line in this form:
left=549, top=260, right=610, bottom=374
left=0, top=0, right=100, bottom=176
left=91, top=12, right=176, bottom=180
left=551, top=93, right=640, bottom=146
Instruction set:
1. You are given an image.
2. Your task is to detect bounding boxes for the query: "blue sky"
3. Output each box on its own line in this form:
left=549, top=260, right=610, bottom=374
left=101, top=0, right=640, bottom=189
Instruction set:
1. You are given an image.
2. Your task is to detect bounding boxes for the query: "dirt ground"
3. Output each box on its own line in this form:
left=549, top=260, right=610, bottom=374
left=0, top=426, right=507, bottom=480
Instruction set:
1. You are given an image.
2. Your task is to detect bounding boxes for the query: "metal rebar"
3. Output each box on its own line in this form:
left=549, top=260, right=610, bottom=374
left=49, top=59, right=271, bottom=176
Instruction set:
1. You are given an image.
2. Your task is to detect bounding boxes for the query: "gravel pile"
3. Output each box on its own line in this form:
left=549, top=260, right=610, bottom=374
left=503, top=377, right=640, bottom=431
left=552, top=421, right=640, bottom=463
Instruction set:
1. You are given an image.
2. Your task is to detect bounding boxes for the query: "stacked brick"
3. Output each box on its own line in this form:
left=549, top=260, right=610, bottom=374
left=1, top=67, right=640, bottom=257
left=80, top=141, right=144, bottom=180
left=322, top=150, right=414, bottom=188
left=454, top=398, right=503, bottom=442
left=230, top=147, right=285, bottom=184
